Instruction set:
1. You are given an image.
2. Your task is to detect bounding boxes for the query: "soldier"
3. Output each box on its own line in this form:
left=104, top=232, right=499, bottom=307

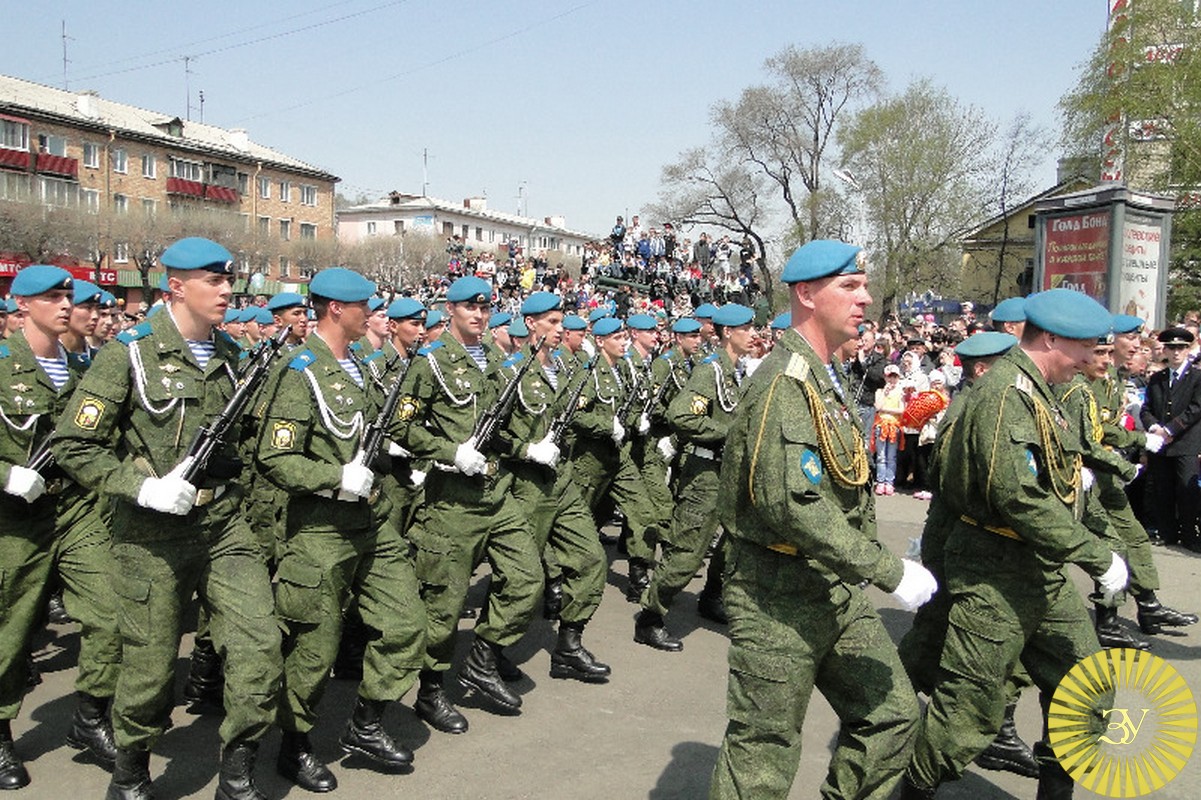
left=60, top=279, right=103, bottom=364
left=647, top=317, right=704, bottom=470
left=354, top=297, right=389, bottom=356
left=378, top=296, right=428, bottom=539
left=488, top=312, right=515, bottom=355
left=989, top=297, right=1026, bottom=338
left=0, top=266, right=120, bottom=789
left=709, top=240, right=936, bottom=800
left=560, top=314, right=591, bottom=373
left=3, top=298, right=22, bottom=338
left=423, top=308, right=447, bottom=342
left=635, top=304, right=755, bottom=651
left=222, top=309, right=246, bottom=344
left=53, top=238, right=283, bottom=800
left=902, top=289, right=1128, bottom=799
left=391, top=275, right=543, bottom=734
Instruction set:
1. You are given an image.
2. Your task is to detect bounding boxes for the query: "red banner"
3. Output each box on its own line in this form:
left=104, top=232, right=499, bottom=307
left=1041, top=210, right=1110, bottom=302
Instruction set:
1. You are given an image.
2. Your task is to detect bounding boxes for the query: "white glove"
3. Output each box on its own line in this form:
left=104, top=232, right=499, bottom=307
left=612, top=417, right=626, bottom=445
left=1144, top=432, right=1165, bottom=453
left=338, top=463, right=375, bottom=500
left=4, top=465, right=46, bottom=503
left=454, top=437, right=487, bottom=476
left=1080, top=467, right=1095, bottom=492
left=891, top=559, right=938, bottom=611
left=637, top=412, right=651, bottom=435
left=410, top=469, right=427, bottom=487
left=1098, top=552, right=1129, bottom=601
left=657, top=436, right=677, bottom=461
left=527, top=435, right=560, bottom=467
left=1125, top=463, right=1144, bottom=485
left=387, top=440, right=412, bottom=458
left=137, top=464, right=197, bottom=515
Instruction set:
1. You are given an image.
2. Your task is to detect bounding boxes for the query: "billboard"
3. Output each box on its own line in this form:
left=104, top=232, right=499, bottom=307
left=1041, top=210, right=1110, bottom=301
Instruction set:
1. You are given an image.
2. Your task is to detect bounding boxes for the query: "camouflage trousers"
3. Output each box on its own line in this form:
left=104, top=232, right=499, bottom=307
left=643, top=452, right=720, bottom=616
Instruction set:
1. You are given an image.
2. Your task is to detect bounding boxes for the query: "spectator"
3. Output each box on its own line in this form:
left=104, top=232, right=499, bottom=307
left=874, top=364, right=905, bottom=495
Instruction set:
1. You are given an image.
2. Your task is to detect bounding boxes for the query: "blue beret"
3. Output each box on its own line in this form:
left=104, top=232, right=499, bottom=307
left=587, top=307, right=613, bottom=323
left=713, top=303, right=754, bottom=327
left=770, top=312, right=792, bottom=330
left=266, top=292, right=305, bottom=312
left=781, top=240, right=863, bottom=283
left=72, top=279, right=102, bottom=305
left=160, top=237, right=233, bottom=273
left=309, top=268, right=376, bottom=303
left=562, top=314, right=587, bottom=331
left=98, top=290, right=117, bottom=309
left=1023, top=289, right=1112, bottom=339
left=4, top=298, right=17, bottom=314
left=251, top=307, right=274, bottom=326
left=954, top=331, right=1018, bottom=359
left=693, top=303, right=718, bottom=319
left=593, top=317, right=624, bottom=337
left=1111, top=314, right=1144, bottom=334
left=223, top=309, right=242, bottom=324
left=424, top=309, right=445, bottom=330
left=11, top=265, right=73, bottom=297
left=368, top=297, right=387, bottom=313
left=626, top=314, right=657, bottom=331
left=159, top=274, right=170, bottom=292
left=671, top=318, right=702, bottom=334
left=488, top=312, right=512, bottom=330
left=990, top=297, right=1027, bottom=323
left=521, top=291, right=561, bottom=316
left=235, top=307, right=257, bottom=324
left=387, top=298, right=427, bottom=321
left=446, top=276, right=492, bottom=304
left=509, top=318, right=530, bottom=337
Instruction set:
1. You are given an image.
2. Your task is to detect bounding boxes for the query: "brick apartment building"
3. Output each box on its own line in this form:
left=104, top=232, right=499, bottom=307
left=0, top=73, right=338, bottom=304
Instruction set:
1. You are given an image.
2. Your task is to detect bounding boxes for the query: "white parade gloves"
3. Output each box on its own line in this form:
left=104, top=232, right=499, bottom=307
left=1098, top=552, right=1130, bottom=601
left=637, top=413, right=651, bottom=435
left=387, top=440, right=412, bottom=458
left=338, top=462, right=375, bottom=501
left=4, top=466, right=46, bottom=503
left=657, top=437, right=677, bottom=461
left=137, top=461, right=197, bottom=515
left=454, top=437, right=487, bottom=476
left=1080, top=467, right=1095, bottom=492
left=1144, top=432, right=1165, bottom=453
left=611, top=417, right=626, bottom=445
left=410, top=469, right=427, bottom=487
left=527, top=435, right=560, bottom=467
left=891, top=559, right=938, bottom=611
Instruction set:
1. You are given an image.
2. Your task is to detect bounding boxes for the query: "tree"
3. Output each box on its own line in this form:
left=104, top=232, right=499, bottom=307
left=713, top=42, right=882, bottom=242
left=987, top=112, right=1051, bottom=304
left=839, top=79, right=995, bottom=315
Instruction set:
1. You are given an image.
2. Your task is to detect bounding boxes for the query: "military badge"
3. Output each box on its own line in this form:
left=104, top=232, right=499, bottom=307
left=577, top=395, right=590, bottom=410
left=800, top=449, right=823, bottom=484
left=11, top=383, right=28, bottom=393
left=396, top=396, right=420, bottom=422
left=1025, top=448, right=1038, bottom=476
left=74, top=397, right=105, bottom=430
left=690, top=395, right=709, bottom=415
left=331, top=382, right=345, bottom=391
left=271, top=421, right=297, bottom=450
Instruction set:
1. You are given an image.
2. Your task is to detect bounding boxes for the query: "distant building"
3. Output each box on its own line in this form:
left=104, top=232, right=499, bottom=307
left=0, top=73, right=338, bottom=303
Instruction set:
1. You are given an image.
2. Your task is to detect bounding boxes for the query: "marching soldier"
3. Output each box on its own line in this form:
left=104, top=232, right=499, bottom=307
left=560, top=314, right=591, bottom=373
left=53, top=238, right=283, bottom=800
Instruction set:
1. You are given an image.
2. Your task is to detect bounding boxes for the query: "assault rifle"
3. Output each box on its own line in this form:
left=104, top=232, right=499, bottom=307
left=547, top=356, right=598, bottom=445
left=615, top=345, right=659, bottom=426
left=26, top=430, right=56, bottom=474
left=180, top=328, right=289, bottom=485
left=641, top=355, right=679, bottom=419
left=473, top=336, right=546, bottom=451
left=354, top=342, right=421, bottom=468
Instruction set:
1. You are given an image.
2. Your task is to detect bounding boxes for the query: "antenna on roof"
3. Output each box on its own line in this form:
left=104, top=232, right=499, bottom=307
left=61, top=20, right=73, bottom=90
left=184, top=56, right=195, bottom=121
left=422, top=148, right=429, bottom=197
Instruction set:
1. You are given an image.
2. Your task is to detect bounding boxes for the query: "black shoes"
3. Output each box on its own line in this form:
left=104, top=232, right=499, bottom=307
left=626, top=559, right=650, bottom=603
left=215, top=742, right=266, bottom=800
left=1137, top=594, right=1199, bottom=634
left=550, top=622, right=611, bottom=683
left=47, top=591, right=72, bottom=625
left=634, top=610, right=683, bottom=652
left=1095, top=605, right=1151, bottom=650
left=973, top=702, right=1039, bottom=778
left=697, top=593, right=729, bottom=625
left=495, top=650, right=526, bottom=683
left=415, top=671, right=468, bottom=734
left=0, top=722, right=30, bottom=791
left=182, top=638, right=225, bottom=716
left=66, top=692, right=118, bottom=768
left=459, top=638, right=523, bottom=712
left=340, top=698, right=413, bottom=769
left=105, top=748, right=154, bottom=800
left=277, top=731, right=337, bottom=793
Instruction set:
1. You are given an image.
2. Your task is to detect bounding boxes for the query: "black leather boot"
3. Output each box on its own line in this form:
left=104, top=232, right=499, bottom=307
left=47, top=591, right=72, bottom=625
left=24, top=655, right=40, bottom=693
left=414, top=670, right=468, bottom=734
left=1095, top=604, right=1151, bottom=650
left=634, top=610, right=683, bottom=652
left=106, top=748, right=154, bottom=800
left=339, top=698, right=413, bottom=768
left=182, top=637, right=225, bottom=715
left=0, top=720, right=30, bottom=791
left=543, top=575, right=564, bottom=620
left=550, top=622, right=612, bottom=683
left=459, top=638, right=522, bottom=711
left=215, top=742, right=265, bottom=800
left=276, top=731, right=336, bottom=792
left=897, top=775, right=937, bottom=799
left=697, top=592, right=729, bottom=625
left=1136, top=592, right=1199, bottom=634
left=973, top=702, right=1039, bottom=778
left=66, top=691, right=118, bottom=768
left=1034, top=742, right=1074, bottom=800
left=625, top=558, right=650, bottom=603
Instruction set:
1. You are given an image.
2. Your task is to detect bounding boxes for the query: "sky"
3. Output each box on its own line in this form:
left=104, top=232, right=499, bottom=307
left=1, top=0, right=1109, bottom=238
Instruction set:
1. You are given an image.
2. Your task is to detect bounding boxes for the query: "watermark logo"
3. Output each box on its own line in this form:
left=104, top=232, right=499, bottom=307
left=1049, top=648, right=1197, bottom=797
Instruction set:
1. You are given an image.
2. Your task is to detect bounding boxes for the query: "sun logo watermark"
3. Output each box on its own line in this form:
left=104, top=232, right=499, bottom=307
left=1048, top=648, right=1197, bottom=797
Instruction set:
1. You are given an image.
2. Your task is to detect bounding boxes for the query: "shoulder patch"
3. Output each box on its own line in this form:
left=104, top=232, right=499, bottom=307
left=417, top=340, right=445, bottom=357
left=659, top=351, right=674, bottom=361
left=1025, top=448, right=1038, bottom=476
left=362, top=350, right=384, bottom=364
left=701, top=352, right=720, bottom=364
left=288, top=350, right=316, bottom=371
left=502, top=352, right=526, bottom=369
left=116, top=321, right=153, bottom=345
left=270, top=421, right=297, bottom=450
left=0, top=344, right=9, bottom=359
left=800, top=448, right=823, bottom=484
left=785, top=353, right=810, bottom=382
left=215, top=330, right=236, bottom=348
left=1015, top=374, right=1034, bottom=395
left=349, top=341, right=363, bottom=353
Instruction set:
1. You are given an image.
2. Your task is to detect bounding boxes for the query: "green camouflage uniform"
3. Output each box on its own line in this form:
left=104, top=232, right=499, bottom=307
left=619, top=348, right=673, bottom=557
left=52, top=312, right=281, bottom=751
left=710, top=329, right=916, bottom=800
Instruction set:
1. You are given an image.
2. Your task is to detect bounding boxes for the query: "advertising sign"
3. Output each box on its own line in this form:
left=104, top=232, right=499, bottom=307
left=1041, top=210, right=1110, bottom=302
left=1115, top=214, right=1165, bottom=321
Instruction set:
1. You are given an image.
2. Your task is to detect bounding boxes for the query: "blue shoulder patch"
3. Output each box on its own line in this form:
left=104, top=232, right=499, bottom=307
left=238, top=349, right=249, bottom=362
left=0, top=344, right=9, bottom=359
left=800, top=449, right=823, bottom=484
left=658, top=350, right=674, bottom=361
left=288, top=349, right=316, bottom=371
left=362, top=350, right=384, bottom=364
left=701, top=352, right=720, bottom=364
left=116, top=321, right=153, bottom=345
left=417, top=340, right=445, bottom=357
left=502, top=351, right=526, bottom=369
left=349, top=341, right=363, bottom=353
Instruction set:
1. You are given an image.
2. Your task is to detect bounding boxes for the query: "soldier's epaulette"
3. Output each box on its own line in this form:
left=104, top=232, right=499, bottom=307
left=362, top=350, right=385, bottom=365
left=784, top=353, right=810, bottom=382
left=237, top=349, right=250, bottom=362
left=658, top=350, right=674, bottom=361
left=116, top=321, right=153, bottom=345
left=701, top=352, right=720, bottom=364
left=0, top=344, right=10, bottom=360
left=215, top=330, right=237, bottom=348
left=349, top=341, right=364, bottom=354
left=1014, top=374, right=1034, bottom=395
left=288, top=350, right=316, bottom=371
left=417, top=340, right=444, bottom=357
left=502, top=352, right=526, bottom=369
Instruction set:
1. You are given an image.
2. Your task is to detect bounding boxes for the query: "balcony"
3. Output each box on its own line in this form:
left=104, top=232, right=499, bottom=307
left=166, top=177, right=205, bottom=198
left=35, top=153, right=78, bottom=178
left=205, top=184, right=239, bottom=203
left=0, top=148, right=32, bottom=171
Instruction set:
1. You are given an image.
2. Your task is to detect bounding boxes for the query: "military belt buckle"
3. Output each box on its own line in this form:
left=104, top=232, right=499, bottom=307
left=194, top=485, right=227, bottom=508
left=369, top=486, right=381, bottom=504
left=43, top=478, right=65, bottom=496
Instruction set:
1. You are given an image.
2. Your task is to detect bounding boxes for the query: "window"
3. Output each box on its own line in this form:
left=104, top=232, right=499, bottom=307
left=39, top=176, right=78, bottom=207
left=114, top=242, right=129, bottom=263
left=394, top=220, right=404, bottom=235
left=141, top=154, right=156, bottom=179
left=258, top=216, right=270, bottom=237
left=142, top=198, right=157, bottom=216
left=461, top=224, right=469, bottom=239
left=299, top=261, right=316, bottom=279
left=170, top=157, right=203, bottom=181
left=112, top=147, right=128, bottom=174
left=300, top=184, right=316, bottom=206
left=279, top=219, right=291, bottom=241
left=300, top=223, right=316, bottom=240
left=279, top=180, right=291, bottom=202
left=113, top=193, right=128, bottom=214
left=0, top=119, right=29, bottom=150
left=237, top=172, right=249, bottom=195
left=239, top=212, right=250, bottom=231
left=258, top=176, right=270, bottom=199
left=82, top=188, right=100, bottom=213
left=279, top=257, right=291, bottom=278
left=366, top=221, right=377, bottom=235
left=0, top=172, right=31, bottom=201
left=476, top=226, right=483, bottom=241
left=83, top=143, right=100, bottom=169
left=488, top=229, right=495, bottom=243
left=37, top=134, right=67, bottom=156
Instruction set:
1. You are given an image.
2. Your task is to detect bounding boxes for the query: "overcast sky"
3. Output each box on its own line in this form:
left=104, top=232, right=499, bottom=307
left=2, top=1, right=1108, bottom=238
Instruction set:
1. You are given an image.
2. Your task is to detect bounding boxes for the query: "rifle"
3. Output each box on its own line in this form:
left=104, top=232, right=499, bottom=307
left=547, top=356, right=598, bottom=446
left=180, top=328, right=289, bottom=484
left=473, top=336, right=546, bottom=451
left=641, top=355, right=678, bottom=420
left=615, top=345, right=659, bottom=425
left=26, top=430, right=56, bottom=475
left=354, top=342, right=421, bottom=468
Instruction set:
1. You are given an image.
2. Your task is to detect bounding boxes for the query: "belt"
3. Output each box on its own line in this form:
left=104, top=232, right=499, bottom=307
left=314, top=486, right=381, bottom=503
left=194, top=484, right=227, bottom=508
left=433, top=460, right=499, bottom=477
left=960, top=515, right=1022, bottom=542
left=691, top=445, right=721, bottom=462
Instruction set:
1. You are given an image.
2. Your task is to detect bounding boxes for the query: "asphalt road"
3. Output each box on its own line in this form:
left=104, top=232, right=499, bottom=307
left=13, top=492, right=1201, bottom=799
